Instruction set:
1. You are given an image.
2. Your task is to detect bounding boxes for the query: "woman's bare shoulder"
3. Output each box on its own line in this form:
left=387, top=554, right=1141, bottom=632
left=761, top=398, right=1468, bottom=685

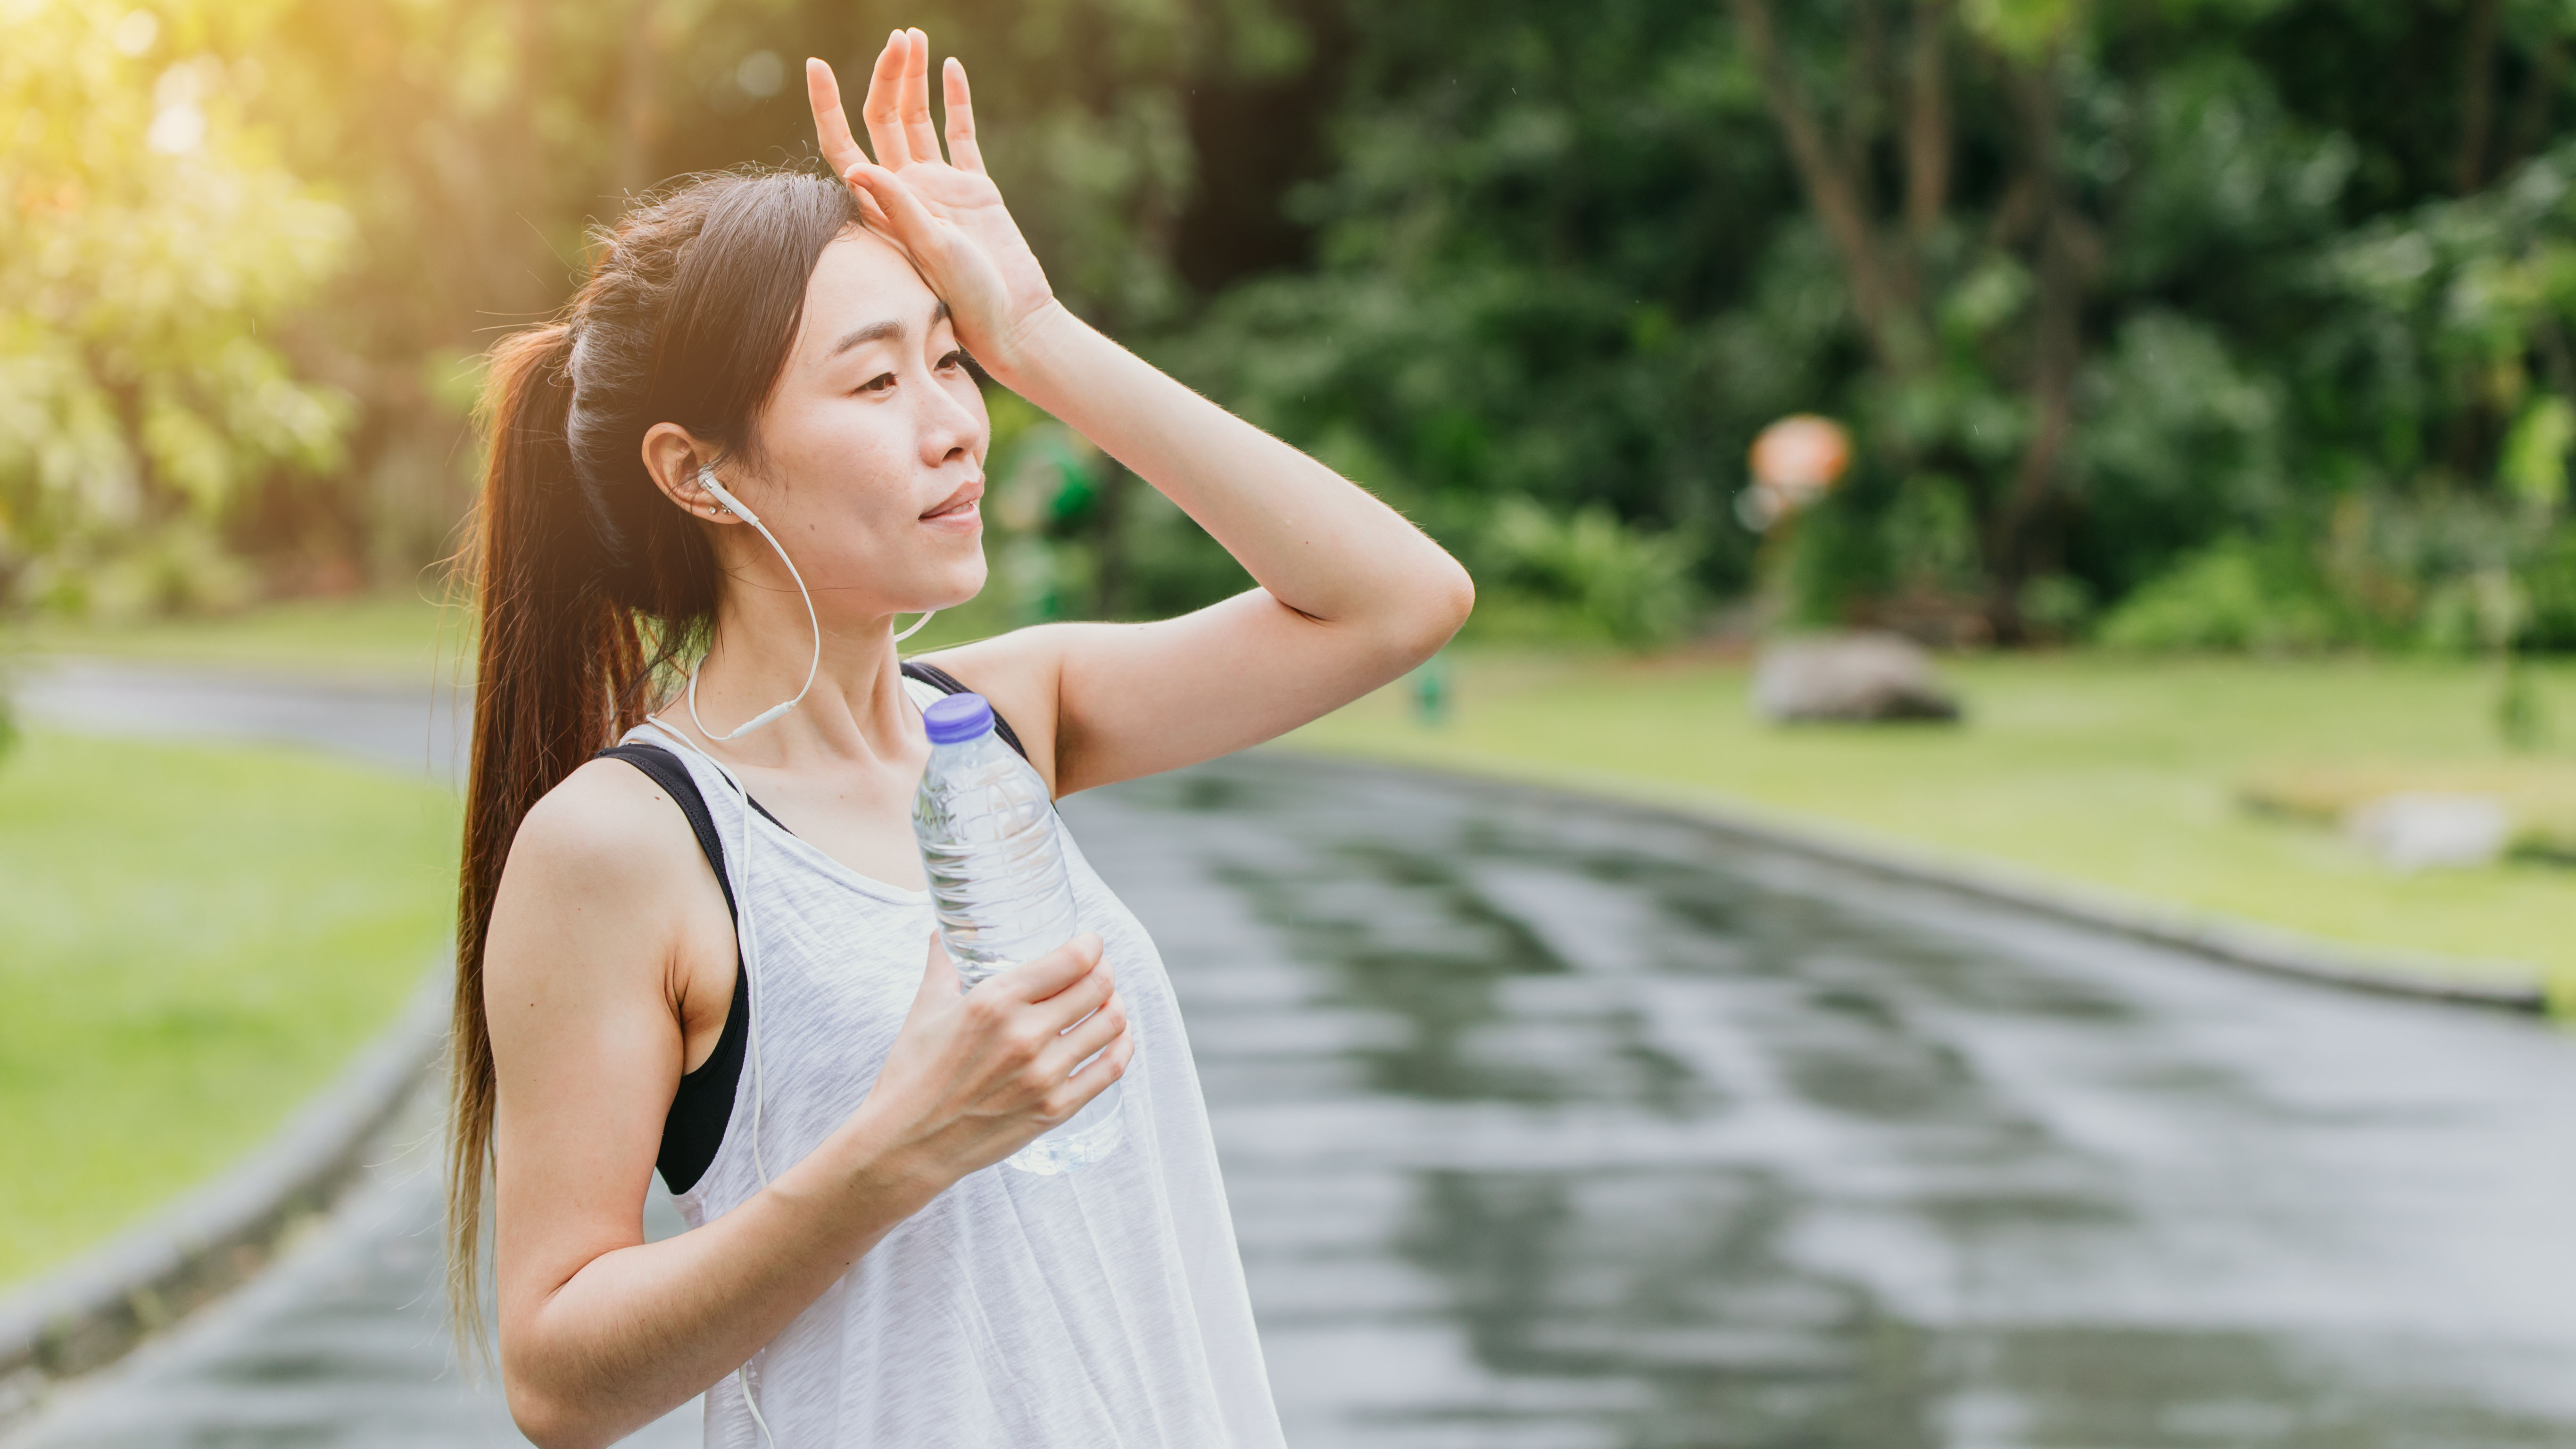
left=510, top=754, right=708, bottom=883
left=488, top=754, right=722, bottom=985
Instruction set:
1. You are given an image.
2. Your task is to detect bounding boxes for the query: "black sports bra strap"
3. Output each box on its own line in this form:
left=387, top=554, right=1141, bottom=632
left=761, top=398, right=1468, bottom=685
left=596, top=743, right=736, bottom=921
left=595, top=739, right=749, bottom=1196
left=902, top=659, right=1032, bottom=763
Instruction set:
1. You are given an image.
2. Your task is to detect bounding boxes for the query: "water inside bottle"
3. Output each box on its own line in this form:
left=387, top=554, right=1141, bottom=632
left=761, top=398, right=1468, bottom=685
left=914, top=717, right=1126, bottom=1173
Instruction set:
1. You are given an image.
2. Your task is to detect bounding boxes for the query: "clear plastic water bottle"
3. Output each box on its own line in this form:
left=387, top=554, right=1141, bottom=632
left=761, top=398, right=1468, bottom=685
left=912, top=691, right=1124, bottom=1174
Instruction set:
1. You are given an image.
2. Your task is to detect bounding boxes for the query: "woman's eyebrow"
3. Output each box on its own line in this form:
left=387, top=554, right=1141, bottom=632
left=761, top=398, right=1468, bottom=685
left=825, top=302, right=950, bottom=360
left=827, top=318, right=904, bottom=357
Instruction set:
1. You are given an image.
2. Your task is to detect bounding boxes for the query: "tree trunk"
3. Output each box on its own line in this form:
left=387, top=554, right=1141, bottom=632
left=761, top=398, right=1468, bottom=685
left=1726, top=0, right=1923, bottom=377
left=2457, top=0, right=2500, bottom=194
left=1987, top=59, right=2090, bottom=638
left=2504, top=30, right=2568, bottom=173
left=1903, top=0, right=1952, bottom=244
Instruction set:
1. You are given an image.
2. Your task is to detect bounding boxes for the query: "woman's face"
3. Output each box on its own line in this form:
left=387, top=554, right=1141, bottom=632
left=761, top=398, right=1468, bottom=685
left=725, top=227, right=991, bottom=617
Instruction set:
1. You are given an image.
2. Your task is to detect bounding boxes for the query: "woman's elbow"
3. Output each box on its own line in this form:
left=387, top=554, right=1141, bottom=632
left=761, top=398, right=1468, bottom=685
left=1411, top=551, right=1473, bottom=651
left=1400, top=552, right=1475, bottom=658
left=507, top=1375, right=614, bottom=1449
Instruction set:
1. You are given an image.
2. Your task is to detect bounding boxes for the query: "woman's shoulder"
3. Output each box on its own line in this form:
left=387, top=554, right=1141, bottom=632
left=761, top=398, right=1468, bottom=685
left=504, top=751, right=711, bottom=899
left=911, top=633, right=1068, bottom=786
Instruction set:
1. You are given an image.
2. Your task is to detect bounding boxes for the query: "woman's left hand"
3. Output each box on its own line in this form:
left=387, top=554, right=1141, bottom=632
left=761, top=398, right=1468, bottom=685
left=807, top=31, right=1060, bottom=377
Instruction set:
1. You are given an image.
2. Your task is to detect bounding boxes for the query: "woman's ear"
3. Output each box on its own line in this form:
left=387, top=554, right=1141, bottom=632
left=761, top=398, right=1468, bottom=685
left=641, top=422, right=741, bottom=524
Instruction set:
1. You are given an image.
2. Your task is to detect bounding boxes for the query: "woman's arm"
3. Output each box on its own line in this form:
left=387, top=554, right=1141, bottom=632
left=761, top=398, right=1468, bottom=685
left=484, top=762, right=1132, bottom=1449
left=811, top=34, right=1473, bottom=796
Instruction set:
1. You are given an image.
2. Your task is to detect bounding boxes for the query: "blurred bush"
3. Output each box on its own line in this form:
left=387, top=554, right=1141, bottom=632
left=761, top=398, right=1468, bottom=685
left=14, top=0, right=2576, bottom=654
left=1, top=0, right=353, bottom=620
left=2097, top=537, right=2339, bottom=653
left=1476, top=497, right=1698, bottom=649
left=1170, top=0, right=2576, bottom=650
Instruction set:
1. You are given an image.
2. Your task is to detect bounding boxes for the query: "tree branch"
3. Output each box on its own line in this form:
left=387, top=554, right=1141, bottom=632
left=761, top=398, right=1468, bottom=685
left=1727, top=0, right=1921, bottom=375
left=1989, top=53, right=2093, bottom=629
left=2457, top=0, right=2500, bottom=194
left=1904, top=0, right=1952, bottom=242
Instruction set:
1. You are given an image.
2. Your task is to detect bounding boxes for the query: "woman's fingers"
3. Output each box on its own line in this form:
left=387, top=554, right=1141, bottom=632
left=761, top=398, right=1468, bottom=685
left=899, top=29, right=944, bottom=168
left=942, top=58, right=985, bottom=174
left=843, top=161, right=942, bottom=250
left=1067, top=1030, right=1137, bottom=1094
left=1041, top=992, right=1128, bottom=1071
left=1036, top=961, right=1116, bottom=1034
left=860, top=29, right=911, bottom=167
left=987, top=931, right=1105, bottom=1004
left=804, top=58, right=866, bottom=175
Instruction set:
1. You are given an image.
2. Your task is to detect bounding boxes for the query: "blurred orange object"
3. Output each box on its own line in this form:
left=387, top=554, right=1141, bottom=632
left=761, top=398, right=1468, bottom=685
left=1750, top=414, right=1852, bottom=491
left=1738, top=414, right=1853, bottom=532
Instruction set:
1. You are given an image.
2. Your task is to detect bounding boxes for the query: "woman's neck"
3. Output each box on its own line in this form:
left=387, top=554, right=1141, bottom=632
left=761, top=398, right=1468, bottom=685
left=664, top=587, right=923, bottom=769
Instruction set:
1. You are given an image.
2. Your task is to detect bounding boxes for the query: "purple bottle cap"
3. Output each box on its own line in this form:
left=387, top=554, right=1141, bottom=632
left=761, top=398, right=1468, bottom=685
left=923, top=692, right=995, bottom=745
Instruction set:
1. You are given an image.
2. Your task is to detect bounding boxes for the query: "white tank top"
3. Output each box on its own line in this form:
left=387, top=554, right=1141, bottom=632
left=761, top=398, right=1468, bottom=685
left=624, top=691, right=1284, bottom=1449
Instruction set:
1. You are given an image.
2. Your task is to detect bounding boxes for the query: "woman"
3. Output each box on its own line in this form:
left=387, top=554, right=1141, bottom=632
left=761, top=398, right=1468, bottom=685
left=450, top=26, right=1472, bottom=1449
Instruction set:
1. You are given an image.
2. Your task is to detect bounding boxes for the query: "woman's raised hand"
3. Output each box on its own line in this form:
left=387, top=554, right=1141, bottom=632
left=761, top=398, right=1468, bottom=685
left=858, top=930, right=1132, bottom=1183
left=807, top=31, right=1060, bottom=376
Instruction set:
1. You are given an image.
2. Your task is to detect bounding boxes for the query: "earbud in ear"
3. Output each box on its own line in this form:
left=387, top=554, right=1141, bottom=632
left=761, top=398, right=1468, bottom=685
left=696, top=464, right=763, bottom=527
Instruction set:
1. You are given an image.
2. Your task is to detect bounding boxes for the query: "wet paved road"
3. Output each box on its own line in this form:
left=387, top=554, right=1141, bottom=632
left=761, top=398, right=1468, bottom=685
left=14, top=662, right=2576, bottom=1447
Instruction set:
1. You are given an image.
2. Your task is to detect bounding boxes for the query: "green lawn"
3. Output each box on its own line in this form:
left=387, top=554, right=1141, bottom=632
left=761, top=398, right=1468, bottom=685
left=1290, top=649, right=2576, bottom=992
left=0, top=731, right=459, bottom=1283
left=14, top=585, right=1027, bottom=684
left=18, top=593, right=475, bottom=682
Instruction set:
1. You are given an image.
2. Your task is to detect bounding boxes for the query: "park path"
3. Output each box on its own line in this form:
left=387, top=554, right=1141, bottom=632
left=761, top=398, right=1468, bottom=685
left=14, top=658, right=2576, bottom=1448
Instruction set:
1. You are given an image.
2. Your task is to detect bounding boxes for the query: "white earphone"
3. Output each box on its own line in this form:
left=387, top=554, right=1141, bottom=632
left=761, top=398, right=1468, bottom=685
left=683, top=463, right=937, bottom=742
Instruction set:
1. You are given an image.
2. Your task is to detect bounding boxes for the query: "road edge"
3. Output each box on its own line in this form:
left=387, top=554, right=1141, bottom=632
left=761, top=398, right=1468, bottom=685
left=1275, top=746, right=2554, bottom=1015
left=0, top=964, right=452, bottom=1424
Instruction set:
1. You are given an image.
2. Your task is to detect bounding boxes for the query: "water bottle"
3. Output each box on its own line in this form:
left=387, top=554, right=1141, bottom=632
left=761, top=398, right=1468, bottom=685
left=911, top=691, right=1125, bottom=1174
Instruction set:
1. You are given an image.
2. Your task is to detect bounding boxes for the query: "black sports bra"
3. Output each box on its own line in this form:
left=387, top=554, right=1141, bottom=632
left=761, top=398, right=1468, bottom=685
left=595, top=660, right=1028, bottom=1194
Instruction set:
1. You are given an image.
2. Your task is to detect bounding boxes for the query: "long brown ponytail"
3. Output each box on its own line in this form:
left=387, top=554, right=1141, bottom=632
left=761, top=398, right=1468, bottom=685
left=446, top=169, right=860, bottom=1353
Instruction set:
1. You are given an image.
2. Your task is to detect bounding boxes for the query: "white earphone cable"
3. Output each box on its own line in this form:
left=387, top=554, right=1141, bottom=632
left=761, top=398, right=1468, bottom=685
left=659, top=462, right=932, bottom=1449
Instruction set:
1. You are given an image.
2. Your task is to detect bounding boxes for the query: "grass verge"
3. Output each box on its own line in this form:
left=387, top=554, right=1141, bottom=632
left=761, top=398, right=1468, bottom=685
left=0, top=731, right=458, bottom=1284
left=18, top=594, right=473, bottom=682
left=14, top=586, right=1027, bottom=683
left=1290, top=649, right=2576, bottom=989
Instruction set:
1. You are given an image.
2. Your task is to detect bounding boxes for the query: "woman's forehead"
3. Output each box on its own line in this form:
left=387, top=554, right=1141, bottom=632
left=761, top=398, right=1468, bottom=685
left=798, top=230, right=941, bottom=356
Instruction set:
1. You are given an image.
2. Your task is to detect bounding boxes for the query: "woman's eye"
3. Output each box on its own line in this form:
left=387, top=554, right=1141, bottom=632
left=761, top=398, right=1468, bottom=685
left=858, top=372, right=896, bottom=395
left=938, top=350, right=969, bottom=372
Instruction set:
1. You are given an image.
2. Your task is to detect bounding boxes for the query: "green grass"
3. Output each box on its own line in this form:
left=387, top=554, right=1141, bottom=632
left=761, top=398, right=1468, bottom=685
left=0, top=731, right=459, bottom=1283
left=1291, top=650, right=2576, bottom=988
left=14, top=584, right=1025, bottom=681
left=19, top=593, right=474, bottom=682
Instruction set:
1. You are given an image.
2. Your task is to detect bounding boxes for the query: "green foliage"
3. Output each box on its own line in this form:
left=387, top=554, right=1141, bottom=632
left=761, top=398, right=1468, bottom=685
left=1170, top=0, right=1783, bottom=598
left=1176, top=0, right=2576, bottom=648
left=1478, top=497, right=1699, bottom=649
left=0, top=0, right=353, bottom=617
left=21, top=0, right=2576, bottom=652
left=2097, top=536, right=2341, bottom=652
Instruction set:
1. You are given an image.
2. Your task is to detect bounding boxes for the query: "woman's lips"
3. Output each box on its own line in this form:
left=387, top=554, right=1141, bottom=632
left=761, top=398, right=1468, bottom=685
left=921, top=479, right=983, bottom=522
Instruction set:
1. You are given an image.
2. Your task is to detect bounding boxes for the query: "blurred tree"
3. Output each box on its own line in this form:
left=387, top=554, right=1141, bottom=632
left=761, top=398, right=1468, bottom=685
left=17, top=0, right=2576, bottom=649
left=0, top=0, right=354, bottom=615
left=4, top=0, right=1309, bottom=608
left=1172, top=0, right=2576, bottom=647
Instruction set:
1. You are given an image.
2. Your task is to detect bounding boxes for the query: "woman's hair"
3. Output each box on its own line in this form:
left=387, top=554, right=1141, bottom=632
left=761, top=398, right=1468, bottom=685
left=447, top=168, right=859, bottom=1353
